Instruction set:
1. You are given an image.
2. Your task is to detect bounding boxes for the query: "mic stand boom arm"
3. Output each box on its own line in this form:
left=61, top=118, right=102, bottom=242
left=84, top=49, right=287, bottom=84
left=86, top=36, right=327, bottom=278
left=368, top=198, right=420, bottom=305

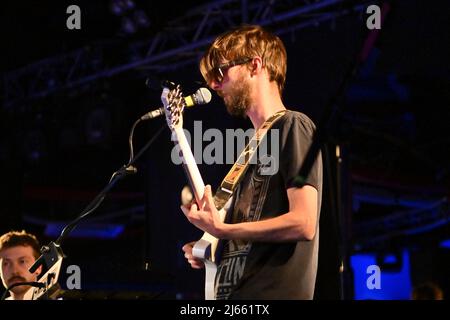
left=25, top=120, right=167, bottom=299
left=292, top=2, right=390, bottom=300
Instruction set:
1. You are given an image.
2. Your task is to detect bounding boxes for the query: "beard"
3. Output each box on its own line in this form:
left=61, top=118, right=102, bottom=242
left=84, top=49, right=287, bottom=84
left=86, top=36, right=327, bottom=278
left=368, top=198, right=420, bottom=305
left=7, top=276, right=30, bottom=294
left=222, top=74, right=251, bottom=117
left=7, top=275, right=26, bottom=286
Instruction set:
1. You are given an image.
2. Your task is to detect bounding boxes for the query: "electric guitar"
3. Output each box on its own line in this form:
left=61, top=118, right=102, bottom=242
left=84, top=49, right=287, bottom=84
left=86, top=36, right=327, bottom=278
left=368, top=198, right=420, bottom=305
left=161, top=84, right=229, bottom=300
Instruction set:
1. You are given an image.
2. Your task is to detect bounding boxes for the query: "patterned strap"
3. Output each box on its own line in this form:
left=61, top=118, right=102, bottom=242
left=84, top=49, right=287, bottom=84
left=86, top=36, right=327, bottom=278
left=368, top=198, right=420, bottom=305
left=213, top=110, right=287, bottom=209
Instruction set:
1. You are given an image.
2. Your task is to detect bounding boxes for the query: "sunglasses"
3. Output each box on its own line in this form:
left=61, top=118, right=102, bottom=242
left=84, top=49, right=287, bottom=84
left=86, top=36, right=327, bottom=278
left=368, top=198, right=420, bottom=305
left=209, top=57, right=252, bottom=84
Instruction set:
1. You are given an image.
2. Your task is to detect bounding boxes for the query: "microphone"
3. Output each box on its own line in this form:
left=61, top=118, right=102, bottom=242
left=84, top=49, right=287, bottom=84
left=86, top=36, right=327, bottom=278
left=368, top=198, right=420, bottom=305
left=141, top=87, right=212, bottom=120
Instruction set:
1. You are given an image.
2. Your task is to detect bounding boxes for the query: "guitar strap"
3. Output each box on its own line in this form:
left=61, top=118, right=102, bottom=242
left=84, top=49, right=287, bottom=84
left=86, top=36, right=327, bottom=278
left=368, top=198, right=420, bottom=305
left=213, top=110, right=287, bottom=209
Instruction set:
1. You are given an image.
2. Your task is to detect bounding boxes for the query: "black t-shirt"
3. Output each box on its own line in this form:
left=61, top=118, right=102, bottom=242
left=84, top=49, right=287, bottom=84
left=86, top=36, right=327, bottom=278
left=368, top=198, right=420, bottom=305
left=215, top=110, right=323, bottom=300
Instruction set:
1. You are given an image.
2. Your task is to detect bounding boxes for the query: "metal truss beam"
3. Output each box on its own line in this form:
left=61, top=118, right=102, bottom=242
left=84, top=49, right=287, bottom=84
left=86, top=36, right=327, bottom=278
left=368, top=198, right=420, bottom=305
left=353, top=198, right=450, bottom=249
left=2, top=0, right=372, bottom=108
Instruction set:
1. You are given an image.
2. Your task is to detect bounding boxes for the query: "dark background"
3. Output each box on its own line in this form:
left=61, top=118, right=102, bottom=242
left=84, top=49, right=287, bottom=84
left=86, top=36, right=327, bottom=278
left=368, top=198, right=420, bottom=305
left=1, top=0, right=449, bottom=300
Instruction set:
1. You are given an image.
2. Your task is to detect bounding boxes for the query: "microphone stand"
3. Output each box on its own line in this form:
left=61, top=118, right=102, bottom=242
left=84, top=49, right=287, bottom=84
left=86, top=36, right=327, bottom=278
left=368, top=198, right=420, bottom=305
left=25, top=121, right=167, bottom=300
left=293, top=2, right=391, bottom=300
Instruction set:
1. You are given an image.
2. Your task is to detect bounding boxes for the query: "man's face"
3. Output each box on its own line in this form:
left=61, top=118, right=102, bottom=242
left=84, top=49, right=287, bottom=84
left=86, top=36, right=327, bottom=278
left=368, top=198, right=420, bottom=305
left=0, top=245, right=39, bottom=296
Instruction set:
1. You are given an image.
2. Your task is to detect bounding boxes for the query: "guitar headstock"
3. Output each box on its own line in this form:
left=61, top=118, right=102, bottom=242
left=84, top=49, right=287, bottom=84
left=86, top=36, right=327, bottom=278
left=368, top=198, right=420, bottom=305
left=161, top=84, right=185, bottom=130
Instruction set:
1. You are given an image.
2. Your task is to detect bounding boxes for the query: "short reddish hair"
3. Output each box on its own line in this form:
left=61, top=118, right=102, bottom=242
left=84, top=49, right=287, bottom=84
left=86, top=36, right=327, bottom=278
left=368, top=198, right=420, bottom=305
left=0, top=230, right=40, bottom=259
left=200, top=24, right=287, bottom=94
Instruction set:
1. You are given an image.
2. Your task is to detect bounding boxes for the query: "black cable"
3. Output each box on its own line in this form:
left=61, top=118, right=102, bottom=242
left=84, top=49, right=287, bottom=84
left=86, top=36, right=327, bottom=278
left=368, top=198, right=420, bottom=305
left=127, top=118, right=142, bottom=165
left=1, top=282, right=45, bottom=300
left=55, top=123, right=167, bottom=246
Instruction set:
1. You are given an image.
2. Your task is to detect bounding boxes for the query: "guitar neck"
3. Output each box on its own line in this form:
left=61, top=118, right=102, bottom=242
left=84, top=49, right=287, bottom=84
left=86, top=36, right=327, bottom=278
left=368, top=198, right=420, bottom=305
left=172, top=127, right=205, bottom=204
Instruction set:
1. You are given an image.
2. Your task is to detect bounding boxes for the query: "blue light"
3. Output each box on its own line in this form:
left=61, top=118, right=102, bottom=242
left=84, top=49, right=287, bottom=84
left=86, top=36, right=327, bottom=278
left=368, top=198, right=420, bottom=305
left=351, top=250, right=412, bottom=300
left=440, top=239, right=450, bottom=249
left=45, top=223, right=124, bottom=239
left=382, top=254, right=398, bottom=264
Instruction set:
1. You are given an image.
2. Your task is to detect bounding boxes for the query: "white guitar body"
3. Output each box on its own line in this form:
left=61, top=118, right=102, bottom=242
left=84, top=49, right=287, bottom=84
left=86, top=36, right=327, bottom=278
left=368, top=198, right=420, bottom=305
left=22, top=258, right=63, bottom=300
left=162, top=87, right=230, bottom=300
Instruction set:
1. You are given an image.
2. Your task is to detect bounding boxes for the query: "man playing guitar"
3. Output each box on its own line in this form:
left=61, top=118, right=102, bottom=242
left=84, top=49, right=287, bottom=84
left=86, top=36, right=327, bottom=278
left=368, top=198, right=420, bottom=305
left=180, top=25, right=323, bottom=300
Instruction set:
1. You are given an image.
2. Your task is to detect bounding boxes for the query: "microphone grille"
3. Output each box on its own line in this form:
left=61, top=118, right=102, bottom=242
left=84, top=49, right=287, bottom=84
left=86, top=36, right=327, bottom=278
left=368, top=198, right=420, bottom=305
left=195, top=87, right=212, bottom=105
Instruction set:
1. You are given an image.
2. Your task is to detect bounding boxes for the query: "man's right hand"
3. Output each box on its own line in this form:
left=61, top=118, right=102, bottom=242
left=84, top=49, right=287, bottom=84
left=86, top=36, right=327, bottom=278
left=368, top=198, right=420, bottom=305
left=182, top=241, right=204, bottom=269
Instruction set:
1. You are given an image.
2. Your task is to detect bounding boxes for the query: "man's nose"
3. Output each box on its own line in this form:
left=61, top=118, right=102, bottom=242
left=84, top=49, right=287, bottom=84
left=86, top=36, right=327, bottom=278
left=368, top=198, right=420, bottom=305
left=10, top=262, right=24, bottom=274
left=209, top=79, right=221, bottom=91
left=11, top=264, right=21, bottom=273
left=10, top=270, right=22, bottom=278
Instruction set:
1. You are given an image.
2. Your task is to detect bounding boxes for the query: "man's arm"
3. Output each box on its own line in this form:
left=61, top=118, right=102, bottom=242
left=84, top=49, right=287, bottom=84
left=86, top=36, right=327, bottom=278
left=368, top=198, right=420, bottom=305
left=181, top=184, right=318, bottom=242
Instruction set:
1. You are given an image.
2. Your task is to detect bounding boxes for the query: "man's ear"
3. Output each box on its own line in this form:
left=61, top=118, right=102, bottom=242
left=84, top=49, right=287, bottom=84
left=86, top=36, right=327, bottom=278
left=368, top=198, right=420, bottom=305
left=250, top=56, right=263, bottom=76
left=35, top=265, right=43, bottom=277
